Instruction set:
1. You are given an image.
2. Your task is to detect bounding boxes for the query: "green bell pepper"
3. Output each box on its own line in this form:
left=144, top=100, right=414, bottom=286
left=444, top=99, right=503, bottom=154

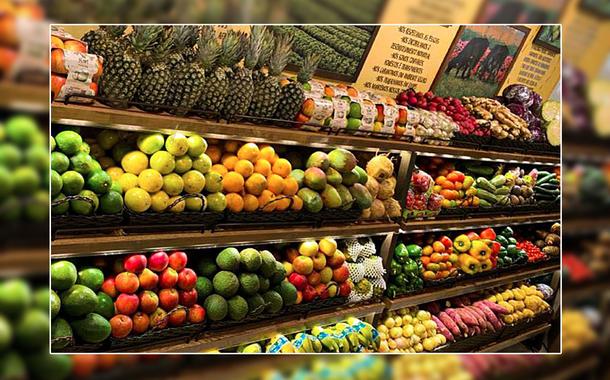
left=394, top=273, right=408, bottom=288
left=403, top=260, right=419, bottom=275
left=394, top=243, right=409, bottom=264
left=406, top=244, right=422, bottom=259
left=390, top=260, right=402, bottom=276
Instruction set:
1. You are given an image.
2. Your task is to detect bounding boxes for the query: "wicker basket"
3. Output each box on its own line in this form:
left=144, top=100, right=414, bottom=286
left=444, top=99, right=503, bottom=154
left=51, top=195, right=124, bottom=232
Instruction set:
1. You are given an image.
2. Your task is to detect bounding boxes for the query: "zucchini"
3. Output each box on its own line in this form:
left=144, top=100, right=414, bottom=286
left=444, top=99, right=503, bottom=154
left=495, top=186, right=510, bottom=195
left=535, top=187, right=560, bottom=196
left=476, top=177, right=497, bottom=193
left=536, top=173, right=556, bottom=185
left=548, top=178, right=560, bottom=185
left=537, top=171, right=551, bottom=177
left=538, top=183, right=559, bottom=190
left=497, top=195, right=510, bottom=206
left=490, top=175, right=506, bottom=187
left=477, top=188, right=498, bottom=203
left=478, top=198, right=492, bottom=207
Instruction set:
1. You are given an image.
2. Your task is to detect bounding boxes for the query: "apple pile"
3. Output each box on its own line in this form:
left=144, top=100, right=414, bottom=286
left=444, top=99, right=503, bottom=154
left=283, top=238, right=352, bottom=303
left=396, top=89, right=480, bottom=136
left=102, top=251, right=205, bottom=339
left=405, top=169, right=443, bottom=218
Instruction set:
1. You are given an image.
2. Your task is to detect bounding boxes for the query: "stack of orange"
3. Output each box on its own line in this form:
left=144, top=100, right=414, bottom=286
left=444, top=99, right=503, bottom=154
left=206, top=140, right=303, bottom=213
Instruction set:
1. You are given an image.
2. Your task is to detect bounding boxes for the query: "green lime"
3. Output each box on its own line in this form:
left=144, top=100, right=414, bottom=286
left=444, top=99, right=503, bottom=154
left=61, top=171, right=84, bottom=195
left=0, top=144, right=21, bottom=169
left=12, top=166, right=40, bottom=195
left=77, top=268, right=104, bottom=291
left=51, top=170, right=63, bottom=196
left=96, top=129, right=120, bottom=150
left=70, top=152, right=96, bottom=175
left=55, top=130, right=83, bottom=155
left=78, top=142, right=91, bottom=154
left=86, top=170, right=112, bottom=194
left=51, top=290, right=61, bottom=319
left=51, top=193, right=69, bottom=215
left=349, top=102, right=362, bottom=119
left=5, top=115, right=39, bottom=147
left=51, top=135, right=56, bottom=151
left=51, top=151, right=70, bottom=173
left=99, top=190, right=123, bottom=214
left=110, top=181, right=122, bottom=194
left=0, top=166, right=13, bottom=198
left=25, top=145, right=48, bottom=172
left=70, top=190, right=99, bottom=215
left=137, top=132, right=165, bottom=154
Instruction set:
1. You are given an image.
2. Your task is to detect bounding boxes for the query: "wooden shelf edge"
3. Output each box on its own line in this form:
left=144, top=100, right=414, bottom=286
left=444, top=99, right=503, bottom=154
left=564, top=280, right=610, bottom=303
left=401, top=212, right=560, bottom=233
left=52, top=103, right=560, bottom=163
left=385, top=261, right=560, bottom=311
left=51, top=222, right=399, bottom=258
left=0, top=248, right=48, bottom=278
left=477, top=322, right=551, bottom=352
left=0, top=81, right=48, bottom=113
left=133, top=301, right=385, bottom=353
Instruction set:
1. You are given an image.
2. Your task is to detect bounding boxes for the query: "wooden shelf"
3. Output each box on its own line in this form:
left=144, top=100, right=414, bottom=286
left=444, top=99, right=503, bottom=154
left=0, top=81, right=48, bottom=113
left=0, top=248, right=48, bottom=278
left=52, top=103, right=560, bottom=163
left=129, top=301, right=385, bottom=353
left=51, top=222, right=399, bottom=258
left=564, top=280, right=610, bottom=303
left=401, top=212, right=560, bottom=233
left=477, top=322, right=551, bottom=352
left=385, top=261, right=560, bottom=311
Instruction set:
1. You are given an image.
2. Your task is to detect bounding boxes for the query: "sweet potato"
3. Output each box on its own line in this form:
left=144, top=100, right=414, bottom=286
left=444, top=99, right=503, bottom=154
left=475, top=303, right=503, bottom=330
left=438, top=311, right=461, bottom=337
left=432, top=315, right=455, bottom=342
left=477, top=300, right=508, bottom=315
left=456, top=307, right=478, bottom=326
left=445, top=308, right=468, bottom=334
left=467, top=306, right=492, bottom=331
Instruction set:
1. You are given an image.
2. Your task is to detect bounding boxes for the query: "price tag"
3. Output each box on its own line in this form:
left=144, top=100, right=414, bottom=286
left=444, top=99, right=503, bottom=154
left=308, top=97, right=334, bottom=127
left=308, top=80, right=325, bottom=97
left=10, top=17, right=48, bottom=80
left=63, top=50, right=99, bottom=83
left=330, top=97, right=349, bottom=130
left=360, top=100, right=376, bottom=132
left=56, top=77, right=96, bottom=103
left=267, top=335, right=291, bottom=353
left=383, top=104, right=399, bottom=134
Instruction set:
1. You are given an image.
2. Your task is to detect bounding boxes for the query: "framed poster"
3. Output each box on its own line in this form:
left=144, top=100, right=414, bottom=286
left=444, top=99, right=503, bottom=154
left=533, top=25, right=560, bottom=52
left=432, top=25, right=530, bottom=98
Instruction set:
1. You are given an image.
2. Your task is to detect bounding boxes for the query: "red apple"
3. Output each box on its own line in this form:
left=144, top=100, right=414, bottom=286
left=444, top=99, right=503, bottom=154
left=179, top=289, right=198, bottom=307
left=338, top=281, right=352, bottom=297
left=159, top=288, right=179, bottom=311
left=138, top=268, right=159, bottom=290
left=124, top=254, right=147, bottom=274
left=168, top=308, right=187, bottom=327
left=177, top=268, right=197, bottom=290
left=307, top=271, right=321, bottom=286
left=284, top=247, right=299, bottom=263
left=327, top=250, right=345, bottom=269
left=302, top=285, right=318, bottom=303
left=101, top=276, right=117, bottom=298
left=288, top=272, right=307, bottom=291
left=315, top=283, right=329, bottom=300
left=168, top=251, right=188, bottom=271
left=188, top=304, right=206, bottom=324
left=332, top=264, right=349, bottom=283
left=115, top=293, right=139, bottom=315
left=158, top=267, right=178, bottom=289
left=139, top=290, right=159, bottom=314
left=109, top=314, right=133, bottom=339
left=115, top=272, right=140, bottom=294
left=148, top=250, right=169, bottom=272
left=132, top=312, right=149, bottom=334
left=149, top=308, right=168, bottom=329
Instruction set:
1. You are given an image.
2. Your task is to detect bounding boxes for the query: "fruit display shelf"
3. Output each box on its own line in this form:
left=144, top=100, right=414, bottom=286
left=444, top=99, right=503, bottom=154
left=125, top=301, right=385, bottom=353
left=51, top=103, right=560, bottom=164
left=0, top=248, right=48, bottom=278
left=0, top=81, right=48, bottom=113
left=475, top=322, right=551, bottom=353
left=51, top=222, right=399, bottom=258
left=400, top=212, right=560, bottom=233
left=384, top=260, right=559, bottom=311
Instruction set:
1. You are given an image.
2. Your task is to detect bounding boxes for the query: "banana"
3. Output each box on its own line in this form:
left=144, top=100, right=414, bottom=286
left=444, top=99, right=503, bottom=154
left=312, top=325, right=340, bottom=352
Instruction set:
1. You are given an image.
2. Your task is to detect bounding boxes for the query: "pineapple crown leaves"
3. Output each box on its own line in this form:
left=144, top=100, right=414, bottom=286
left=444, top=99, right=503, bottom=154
left=255, top=29, right=274, bottom=70
left=297, top=53, right=321, bottom=84
left=268, top=33, right=293, bottom=77
left=100, top=25, right=127, bottom=38
left=171, top=25, right=200, bottom=52
left=129, top=25, right=164, bottom=55
left=243, top=25, right=266, bottom=70
left=218, top=29, right=242, bottom=68
left=197, top=26, right=221, bottom=71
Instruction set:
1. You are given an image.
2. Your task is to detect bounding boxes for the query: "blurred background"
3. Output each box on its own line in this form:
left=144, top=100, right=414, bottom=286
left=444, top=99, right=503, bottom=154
left=1, top=0, right=609, bottom=379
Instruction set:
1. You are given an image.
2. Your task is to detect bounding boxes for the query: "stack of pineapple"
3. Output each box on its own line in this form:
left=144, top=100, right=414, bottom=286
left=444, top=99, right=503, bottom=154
left=82, top=25, right=320, bottom=123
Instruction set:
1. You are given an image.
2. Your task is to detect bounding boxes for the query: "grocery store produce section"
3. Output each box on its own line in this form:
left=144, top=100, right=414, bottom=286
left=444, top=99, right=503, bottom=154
left=50, top=24, right=561, bottom=353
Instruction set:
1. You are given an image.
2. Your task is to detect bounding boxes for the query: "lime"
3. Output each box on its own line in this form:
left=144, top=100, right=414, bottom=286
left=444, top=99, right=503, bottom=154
left=55, top=130, right=83, bottom=155
left=5, top=115, right=39, bottom=147
left=207, top=192, right=226, bottom=212
left=99, top=190, right=123, bottom=214
left=174, top=155, right=192, bottom=174
left=96, top=129, right=120, bottom=150
left=90, top=159, right=102, bottom=172
left=87, top=170, right=113, bottom=194
left=165, top=133, right=189, bottom=156
left=118, top=172, right=139, bottom=192
left=349, top=102, right=362, bottom=119
left=185, top=195, right=205, bottom=211
left=110, top=181, right=122, bottom=194
left=13, top=166, right=40, bottom=195
left=77, top=268, right=104, bottom=291
left=51, top=151, right=70, bottom=173
left=51, top=194, right=69, bottom=215
left=187, top=135, right=207, bottom=157
left=105, top=166, right=124, bottom=182
left=346, top=117, right=361, bottom=131
left=78, top=142, right=91, bottom=154
left=61, top=171, right=85, bottom=195
left=51, top=170, right=63, bottom=196
left=111, top=141, right=133, bottom=163
left=121, top=151, right=148, bottom=175
left=51, top=290, right=61, bottom=318
left=167, top=195, right=185, bottom=213
left=150, top=190, right=170, bottom=212
left=125, top=187, right=151, bottom=213
left=51, top=136, right=56, bottom=151
left=70, top=152, right=96, bottom=175
left=162, top=173, right=184, bottom=195
left=150, top=150, right=175, bottom=175
left=0, top=144, right=21, bottom=169
left=192, top=153, right=212, bottom=174
left=24, top=190, right=48, bottom=221
left=25, top=145, right=48, bottom=172
left=204, top=171, right=223, bottom=193
left=70, top=190, right=99, bottom=215
left=137, top=132, right=165, bottom=154
left=182, top=170, right=206, bottom=194
left=0, top=166, right=13, bottom=198
left=138, top=168, right=163, bottom=192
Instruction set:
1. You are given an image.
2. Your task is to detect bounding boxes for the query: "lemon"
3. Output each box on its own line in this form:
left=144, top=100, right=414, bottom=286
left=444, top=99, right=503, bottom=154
left=125, top=188, right=151, bottom=213
left=185, top=196, right=205, bottom=211
left=174, top=155, right=192, bottom=174
left=167, top=195, right=185, bottom=213
left=138, top=169, right=163, bottom=193
left=187, top=135, right=207, bottom=157
left=121, top=151, right=148, bottom=175
left=165, top=133, right=189, bottom=156
left=118, top=173, right=139, bottom=192
left=149, top=151, right=175, bottom=175
left=106, top=166, right=124, bottom=182
left=162, top=173, right=184, bottom=196
left=192, top=153, right=212, bottom=174
left=182, top=170, right=206, bottom=194
left=150, top=191, right=170, bottom=212
left=137, top=132, right=165, bottom=154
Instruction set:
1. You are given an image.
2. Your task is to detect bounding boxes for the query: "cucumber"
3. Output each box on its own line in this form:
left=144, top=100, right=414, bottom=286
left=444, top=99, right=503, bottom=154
left=477, top=188, right=498, bottom=204
left=536, top=171, right=551, bottom=177
left=535, top=187, right=560, bottom=196
left=490, top=175, right=506, bottom=187
left=536, top=173, right=556, bottom=185
left=495, top=186, right=510, bottom=195
left=548, top=178, right=560, bottom=185
left=538, top=183, right=559, bottom=190
left=476, top=177, right=496, bottom=193
left=478, top=199, right=492, bottom=207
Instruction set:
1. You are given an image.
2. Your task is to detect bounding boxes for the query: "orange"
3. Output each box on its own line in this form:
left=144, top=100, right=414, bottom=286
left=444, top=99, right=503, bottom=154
left=243, top=194, right=259, bottom=212
left=432, top=241, right=445, bottom=253
left=225, top=193, right=244, bottom=213
left=346, top=87, right=359, bottom=98
left=269, top=153, right=279, bottom=165
left=207, top=145, right=222, bottom=164
left=254, top=159, right=272, bottom=176
left=222, top=171, right=244, bottom=193
left=237, top=143, right=260, bottom=163
left=245, top=173, right=267, bottom=196
left=221, top=154, right=238, bottom=170
left=234, top=159, right=254, bottom=178
left=272, top=158, right=292, bottom=178
left=259, top=146, right=275, bottom=162
left=258, top=190, right=276, bottom=212
left=291, top=195, right=303, bottom=211
left=282, top=176, right=299, bottom=196
left=224, top=140, right=239, bottom=153
left=267, top=174, right=285, bottom=195
left=274, top=196, right=291, bottom=211
left=211, top=164, right=228, bottom=176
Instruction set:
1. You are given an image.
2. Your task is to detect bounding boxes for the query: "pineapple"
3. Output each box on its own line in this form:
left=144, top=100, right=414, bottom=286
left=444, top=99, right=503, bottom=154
left=166, top=26, right=200, bottom=70
left=167, top=26, right=219, bottom=116
left=248, top=32, right=293, bottom=119
left=135, top=27, right=174, bottom=112
left=197, top=30, right=242, bottom=115
left=222, top=26, right=265, bottom=120
left=251, top=30, right=274, bottom=84
left=100, top=25, right=162, bottom=109
left=82, top=25, right=127, bottom=61
left=274, top=52, right=321, bottom=122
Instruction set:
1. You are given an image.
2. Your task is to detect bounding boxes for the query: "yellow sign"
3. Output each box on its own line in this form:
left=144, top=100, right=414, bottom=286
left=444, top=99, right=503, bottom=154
left=354, top=25, right=459, bottom=96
